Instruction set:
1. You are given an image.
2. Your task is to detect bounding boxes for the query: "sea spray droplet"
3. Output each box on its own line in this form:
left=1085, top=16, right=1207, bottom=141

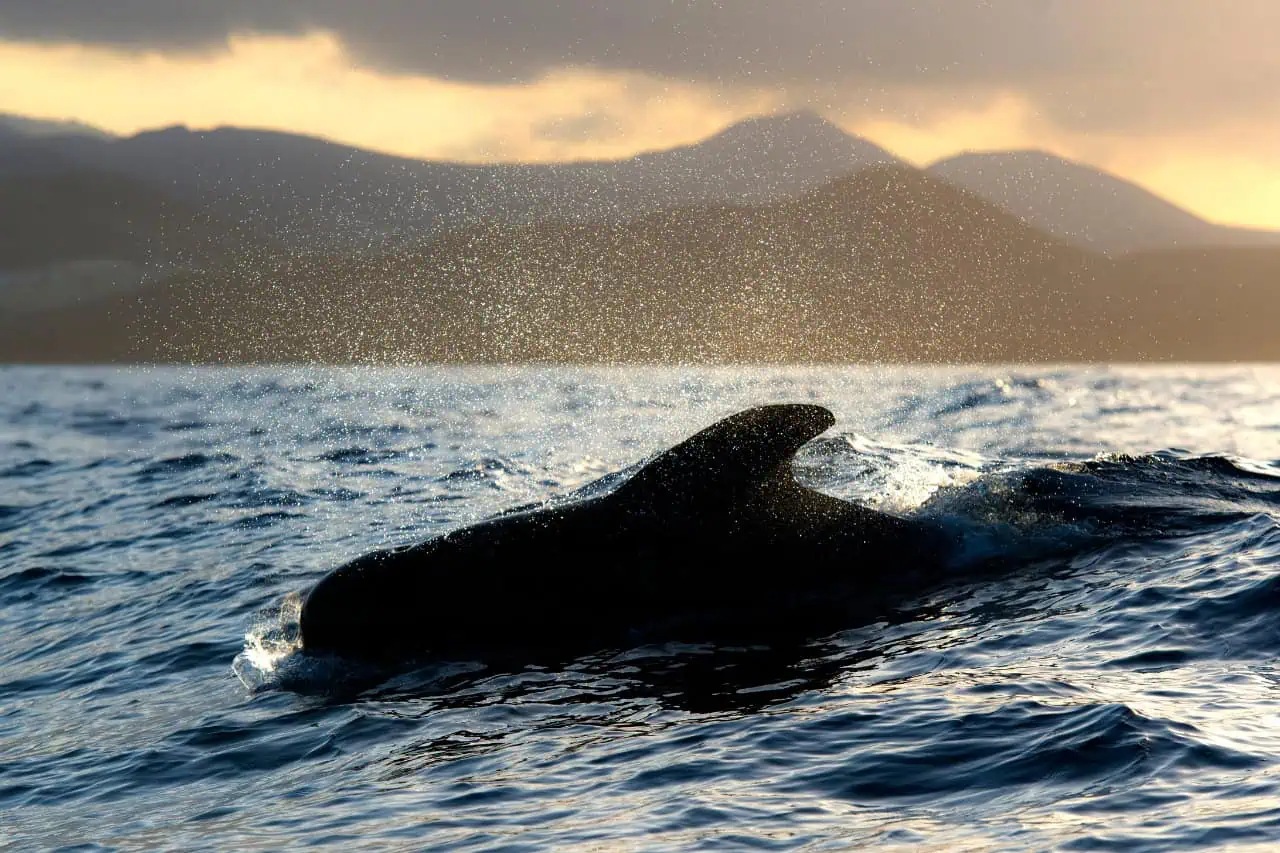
left=232, top=592, right=303, bottom=691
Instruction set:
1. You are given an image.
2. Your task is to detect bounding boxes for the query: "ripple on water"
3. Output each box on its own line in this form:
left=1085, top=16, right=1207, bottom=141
left=1, top=459, right=56, bottom=478
left=0, top=565, right=96, bottom=604
left=136, top=453, right=240, bottom=478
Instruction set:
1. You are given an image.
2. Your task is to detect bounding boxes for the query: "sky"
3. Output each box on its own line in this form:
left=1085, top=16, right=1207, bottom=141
left=1, top=1, right=1278, bottom=228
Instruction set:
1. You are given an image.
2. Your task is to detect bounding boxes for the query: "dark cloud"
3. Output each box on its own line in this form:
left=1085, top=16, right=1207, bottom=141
left=0, top=0, right=302, bottom=49
left=0, top=0, right=1117, bottom=81
left=1, top=1, right=1276, bottom=133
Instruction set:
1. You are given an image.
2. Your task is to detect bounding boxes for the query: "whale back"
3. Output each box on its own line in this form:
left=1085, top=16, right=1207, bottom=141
left=616, top=404, right=835, bottom=513
left=299, top=403, right=933, bottom=661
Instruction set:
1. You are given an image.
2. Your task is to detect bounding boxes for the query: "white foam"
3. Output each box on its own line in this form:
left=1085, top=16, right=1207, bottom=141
left=231, top=592, right=304, bottom=691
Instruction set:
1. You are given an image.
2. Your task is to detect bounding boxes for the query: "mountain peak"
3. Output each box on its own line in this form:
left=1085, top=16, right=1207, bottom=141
left=130, top=124, right=198, bottom=141
left=711, top=110, right=842, bottom=138
left=702, top=110, right=877, bottom=155
left=676, top=110, right=900, bottom=181
left=928, top=149, right=1220, bottom=253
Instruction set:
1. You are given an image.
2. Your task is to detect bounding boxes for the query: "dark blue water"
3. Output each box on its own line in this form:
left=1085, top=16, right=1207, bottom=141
left=4, top=365, right=1280, bottom=851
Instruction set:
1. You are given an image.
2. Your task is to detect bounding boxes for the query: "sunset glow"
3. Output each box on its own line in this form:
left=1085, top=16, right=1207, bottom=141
left=2, top=29, right=1277, bottom=229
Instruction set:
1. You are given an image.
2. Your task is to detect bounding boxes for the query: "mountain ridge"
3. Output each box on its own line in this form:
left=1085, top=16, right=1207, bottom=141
left=3, top=109, right=1276, bottom=253
left=0, top=161, right=1208, bottom=364
left=928, top=149, right=1280, bottom=253
left=3, top=159, right=1277, bottom=363
left=2, top=111, right=1279, bottom=363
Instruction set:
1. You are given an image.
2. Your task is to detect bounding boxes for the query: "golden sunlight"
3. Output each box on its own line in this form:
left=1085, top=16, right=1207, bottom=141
left=0, top=32, right=777, bottom=163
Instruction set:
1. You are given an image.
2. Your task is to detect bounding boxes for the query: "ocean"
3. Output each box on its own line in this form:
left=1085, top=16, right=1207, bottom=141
left=3, top=365, right=1279, bottom=851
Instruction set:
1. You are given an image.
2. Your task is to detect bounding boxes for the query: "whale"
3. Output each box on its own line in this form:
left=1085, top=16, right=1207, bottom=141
left=299, top=404, right=954, bottom=662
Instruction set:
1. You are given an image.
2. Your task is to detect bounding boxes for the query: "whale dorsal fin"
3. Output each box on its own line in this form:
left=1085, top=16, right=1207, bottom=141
left=618, top=404, right=835, bottom=509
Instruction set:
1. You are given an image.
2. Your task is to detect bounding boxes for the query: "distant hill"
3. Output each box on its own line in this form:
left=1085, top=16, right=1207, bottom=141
left=8, top=110, right=1279, bottom=255
left=611, top=110, right=901, bottom=204
left=7, top=162, right=1277, bottom=365
left=0, top=168, right=267, bottom=312
left=9, top=111, right=899, bottom=250
left=0, top=169, right=252, bottom=267
left=0, top=164, right=1121, bottom=363
left=0, top=137, right=78, bottom=178
left=1101, top=247, right=1280, bottom=360
left=4, top=113, right=1280, bottom=363
left=929, top=151, right=1280, bottom=254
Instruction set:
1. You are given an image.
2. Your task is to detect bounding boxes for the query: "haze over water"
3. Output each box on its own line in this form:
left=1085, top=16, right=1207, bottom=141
left=5, top=365, right=1280, bottom=851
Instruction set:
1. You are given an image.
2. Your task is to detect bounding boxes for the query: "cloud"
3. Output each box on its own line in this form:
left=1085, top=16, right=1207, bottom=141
left=1, top=1, right=1278, bottom=135
left=0, top=33, right=778, bottom=162
left=0, top=1, right=301, bottom=50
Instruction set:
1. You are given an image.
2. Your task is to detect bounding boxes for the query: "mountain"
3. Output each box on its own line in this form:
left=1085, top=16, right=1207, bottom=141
left=0, top=114, right=117, bottom=176
left=9, top=112, right=899, bottom=249
left=49, top=125, right=472, bottom=248
left=0, top=137, right=79, bottom=178
left=11, top=110, right=1278, bottom=255
left=0, top=169, right=250, bottom=267
left=929, top=151, right=1280, bottom=254
left=614, top=110, right=901, bottom=202
left=0, top=164, right=1120, bottom=363
left=4, top=112, right=1280, bottom=361
left=8, top=161, right=1277, bottom=365
left=0, top=168, right=267, bottom=312
left=1102, top=247, right=1280, bottom=360
left=6, top=110, right=1280, bottom=255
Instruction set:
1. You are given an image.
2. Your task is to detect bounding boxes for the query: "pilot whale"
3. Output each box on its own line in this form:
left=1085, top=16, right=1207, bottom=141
left=300, top=404, right=954, bottom=662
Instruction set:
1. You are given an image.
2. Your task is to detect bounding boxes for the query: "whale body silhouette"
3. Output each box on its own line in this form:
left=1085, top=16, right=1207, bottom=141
left=300, top=404, right=951, bottom=662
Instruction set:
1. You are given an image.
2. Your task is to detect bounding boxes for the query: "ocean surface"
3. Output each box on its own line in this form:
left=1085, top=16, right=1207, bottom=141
left=4, top=365, right=1280, bottom=852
